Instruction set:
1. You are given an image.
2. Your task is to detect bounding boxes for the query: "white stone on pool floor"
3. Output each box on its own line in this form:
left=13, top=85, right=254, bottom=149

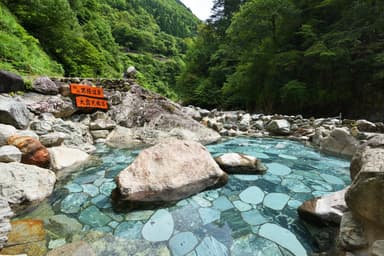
left=233, top=200, right=252, bottom=212
left=239, top=186, right=265, bottom=205
left=266, top=163, right=292, bottom=176
left=195, top=236, right=229, bottom=256
left=263, top=193, right=290, bottom=210
left=241, top=210, right=268, bottom=225
left=199, top=208, right=221, bottom=225
left=320, top=173, right=345, bottom=185
left=212, top=196, right=233, bottom=211
left=259, top=223, right=307, bottom=256
left=253, top=152, right=270, bottom=159
left=142, top=209, right=174, bottom=242
left=281, top=178, right=311, bottom=193
left=193, top=195, right=212, bottom=207
left=278, top=154, right=298, bottom=160
left=233, top=174, right=259, bottom=181
left=169, top=232, right=198, bottom=256
left=81, top=184, right=99, bottom=197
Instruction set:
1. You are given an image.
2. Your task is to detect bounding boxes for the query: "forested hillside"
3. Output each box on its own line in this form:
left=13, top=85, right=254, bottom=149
left=0, top=0, right=199, bottom=98
left=178, top=0, right=384, bottom=119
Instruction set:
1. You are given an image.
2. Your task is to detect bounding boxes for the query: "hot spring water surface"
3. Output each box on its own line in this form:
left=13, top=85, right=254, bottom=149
left=22, top=138, right=351, bottom=255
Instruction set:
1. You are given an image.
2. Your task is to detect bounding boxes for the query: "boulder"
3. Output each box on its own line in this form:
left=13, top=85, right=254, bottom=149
left=239, top=114, right=251, bottom=131
left=89, top=119, right=116, bottom=130
left=346, top=134, right=384, bottom=226
left=108, top=85, right=220, bottom=147
left=0, top=198, right=13, bottom=249
left=0, top=145, right=22, bottom=163
left=7, top=135, right=50, bottom=168
left=123, top=66, right=137, bottom=78
left=39, top=132, right=65, bottom=147
left=46, top=241, right=95, bottom=256
left=90, top=130, right=109, bottom=139
left=338, top=212, right=368, bottom=251
left=320, top=128, right=359, bottom=157
left=49, top=146, right=90, bottom=175
left=22, top=93, right=75, bottom=118
left=182, top=106, right=202, bottom=121
left=356, top=119, right=376, bottom=132
left=372, top=240, right=384, bottom=256
left=266, top=119, right=291, bottom=135
left=0, top=162, right=56, bottom=213
left=214, top=153, right=267, bottom=174
left=113, top=139, right=228, bottom=210
left=0, top=70, right=24, bottom=93
left=0, top=95, right=30, bottom=129
left=0, top=219, right=47, bottom=256
left=32, top=77, right=59, bottom=95
left=298, top=188, right=349, bottom=225
left=0, top=124, right=17, bottom=146
left=29, top=120, right=53, bottom=135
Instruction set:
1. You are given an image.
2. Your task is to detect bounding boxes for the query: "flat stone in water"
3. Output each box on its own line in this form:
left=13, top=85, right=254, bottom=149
left=231, top=234, right=283, bottom=256
left=239, top=186, right=265, bottom=205
left=81, top=184, right=99, bottom=197
left=263, top=173, right=282, bottom=184
left=193, top=195, right=212, bottom=207
left=287, top=200, right=302, bottom=209
left=233, top=174, right=259, bottom=181
left=64, top=183, right=82, bottom=193
left=195, top=236, right=229, bottom=256
left=142, top=209, right=174, bottom=242
left=266, top=163, right=292, bottom=176
left=114, top=221, right=143, bottom=239
left=169, top=232, right=198, bottom=256
left=60, top=193, right=88, bottom=214
left=263, top=193, right=290, bottom=210
left=259, top=223, right=307, bottom=256
left=233, top=200, right=252, bottom=212
left=253, top=152, right=270, bottom=159
left=281, top=178, right=311, bottom=193
left=278, top=154, right=298, bottom=160
left=125, top=210, right=154, bottom=221
left=320, top=173, right=345, bottom=185
left=212, top=196, right=233, bottom=211
left=79, top=206, right=111, bottom=227
left=199, top=208, right=221, bottom=225
left=241, top=210, right=268, bottom=226
left=99, top=181, right=116, bottom=196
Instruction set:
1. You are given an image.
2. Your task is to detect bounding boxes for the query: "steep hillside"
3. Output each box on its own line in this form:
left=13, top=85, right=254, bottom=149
left=0, top=0, right=199, bottom=98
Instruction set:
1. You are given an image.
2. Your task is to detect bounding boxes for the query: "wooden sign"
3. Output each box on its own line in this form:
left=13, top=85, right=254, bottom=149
left=70, top=84, right=104, bottom=98
left=75, top=96, right=108, bottom=110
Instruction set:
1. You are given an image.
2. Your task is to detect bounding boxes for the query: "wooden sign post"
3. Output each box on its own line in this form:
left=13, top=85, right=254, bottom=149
left=70, top=84, right=108, bottom=110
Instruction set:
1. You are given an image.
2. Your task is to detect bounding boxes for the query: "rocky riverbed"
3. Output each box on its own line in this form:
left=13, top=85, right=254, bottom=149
left=0, top=71, right=383, bottom=255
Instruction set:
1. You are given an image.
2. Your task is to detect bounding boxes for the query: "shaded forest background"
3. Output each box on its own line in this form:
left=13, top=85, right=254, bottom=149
left=1, top=0, right=384, bottom=119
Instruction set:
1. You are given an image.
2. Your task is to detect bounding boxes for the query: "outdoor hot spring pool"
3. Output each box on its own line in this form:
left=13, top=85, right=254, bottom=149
left=20, top=137, right=351, bottom=255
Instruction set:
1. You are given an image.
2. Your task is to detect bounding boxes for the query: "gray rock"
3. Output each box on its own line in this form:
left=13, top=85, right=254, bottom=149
left=266, top=119, right=291, bottom=135
left=0, top=124, right=17, bottom=146
left=0, top=95, right=30, bottom=129
left=47, top=241, right=95, bottom=256
left=32, top=76, right=59, bottom=95
left=89, top=119, right=116, bottom=130
left=30, top=120, right=53, bottom=135
left=239, top=114, right=251, bottom=131
left=253, top=120, right=264, bottom=130
left=15, top=129, right=39, bottom=139
left=0, top=162, right=56, bottom=214
left=90, top=130, right=110, bottom=139
left=298, top=187, right=349, bottom=225
left=182, top=106, right=202, bottom=121
left=55, top=81, right=70, bottom=97
left=39, top=132, right=65, bottom=147
left=0, top=70, right=24, bottom=93
left=46, top=215, right=82, bottom=238
left=215, top=153, right=267, bottom=174
left=339, top=212, right=368, bottom=251
left=372, top=240, right=384, bottom=256
left=0, top=145, right=22, bottom=163
left=113, top=139, right=228, bottom=210
left=320, top=128, right=359, bottom=157
left=356, top=119, right=376, bottom=132
left=49, top=146, right=90, bottom=178
left=22, top=93, right=75, bottom=118
left=0, top=197, right=13, bottom=249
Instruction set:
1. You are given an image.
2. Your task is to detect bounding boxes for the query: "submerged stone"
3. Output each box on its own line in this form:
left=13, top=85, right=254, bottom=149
left=81, top=184, right=99, bottom=197
left=114, top=221, right=143, bottom=239
left=263, top=193, right=290, bottom=211
left=99, top=182, right=116, bottom=196
left=60, top=193, right=88, bottom=214
left=195, top=236, right=229, bottom=256
left=320, top=173, right=344, bottom=185
left=142, top=209, right=174, bottom=242
left=259, top=223, right=307, bottom=256
left=212, top=196, right=233, bottom=211
left=78, top=206, right=111, bottom=227
left=199, top=208, right=221, bottom=225
left=64, top=183, right=82, bottom=193
left=233, top=175, right=259, bottom=181
left=125, top=210, right=154, bottom=221
left=233, top=200, right=252, bottom=212
left=241, top=210, right=268, bottom=226
left=281, top=178, right=311, bottom=193
left=266, top=163, right=292, bottom=176
left=239, top=186, right=265, bottom=205
left=231, top=234, right=283, bottom=256
left=169, top=232, right=198, bottom=256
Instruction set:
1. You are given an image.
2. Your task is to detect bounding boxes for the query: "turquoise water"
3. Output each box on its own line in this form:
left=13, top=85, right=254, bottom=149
left=44, top=138, right=350, bottom=255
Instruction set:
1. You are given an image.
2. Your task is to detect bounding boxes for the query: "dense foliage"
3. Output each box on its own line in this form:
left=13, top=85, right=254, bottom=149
left=0, top=0, right=199, bottom=98
left=178, top=0, right=384, bottom=118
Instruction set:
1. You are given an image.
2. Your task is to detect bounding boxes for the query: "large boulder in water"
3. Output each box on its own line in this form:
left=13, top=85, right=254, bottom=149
left=266, top=119, right=291, bottom=135
left=107, top=84, right=220, bottom=147
left=112, top=139, right=228, bottom=210
left=0, top=95, right=30, bottom=129
left=7, top=135, right=50, bottom=168
left=320, top=128, right=359, bottom=157
left=48, top=146, right=90, bottom=178
left=0, top=162, right=56, bottom=214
